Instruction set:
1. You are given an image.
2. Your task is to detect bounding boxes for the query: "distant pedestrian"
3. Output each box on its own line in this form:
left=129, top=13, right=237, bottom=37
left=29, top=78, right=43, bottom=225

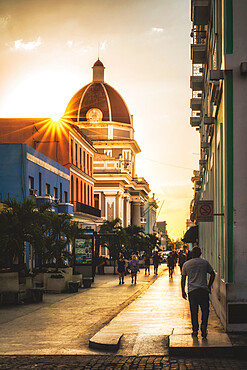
left=144, top=254, right=150, bottom=275
left=186, top=250, right=192, bottom=261
left=178, top=250, right=186, bottom=274
left=117, top=253, right=125, bottom=285
left=153, top=251, right=160, bottom=275
left=167, top=252, right=175, bottom=278
left=129, top=255, right=139, bottom=284
left=181, top=246, right=215, bottom=338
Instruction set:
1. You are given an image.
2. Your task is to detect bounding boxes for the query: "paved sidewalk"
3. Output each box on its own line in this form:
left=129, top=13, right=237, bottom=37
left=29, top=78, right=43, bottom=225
left=0, top=266, right=165, bottom=355
left=90, top=266, right=231, bottom=356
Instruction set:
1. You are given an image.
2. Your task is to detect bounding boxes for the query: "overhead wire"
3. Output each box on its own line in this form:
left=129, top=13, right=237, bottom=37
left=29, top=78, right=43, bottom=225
left=141, top=156, right=195, bottom=171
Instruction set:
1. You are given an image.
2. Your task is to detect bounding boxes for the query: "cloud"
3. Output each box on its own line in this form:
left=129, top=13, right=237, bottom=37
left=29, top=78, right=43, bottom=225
left=151, top=27, right=164, bottom=33
left=0, top=15, right=11, bottom=29
left=67, top=40, right=73, bottom=47
left=12, top=37, right=42, bottom=51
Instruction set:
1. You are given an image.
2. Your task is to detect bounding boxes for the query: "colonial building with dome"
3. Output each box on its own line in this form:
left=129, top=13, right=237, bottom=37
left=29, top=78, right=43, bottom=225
left=0, top=59, right=154, bottom=232
left=65, top=59, right=151, bottom=228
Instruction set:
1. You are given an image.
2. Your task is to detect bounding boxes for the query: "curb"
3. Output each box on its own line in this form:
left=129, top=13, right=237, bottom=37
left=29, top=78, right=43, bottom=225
left=89, top=333, right=123, bottom=351
left=168, top=333, right=234, bottom=358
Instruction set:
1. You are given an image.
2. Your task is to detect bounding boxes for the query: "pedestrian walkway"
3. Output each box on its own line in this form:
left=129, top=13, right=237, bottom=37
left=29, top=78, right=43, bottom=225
left=0, top=266, right=163, bottom=355
left=90, top=266, right=232, bottom=356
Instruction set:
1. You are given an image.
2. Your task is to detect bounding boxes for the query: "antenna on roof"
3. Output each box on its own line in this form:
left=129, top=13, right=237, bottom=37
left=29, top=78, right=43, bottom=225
left=98, top=42, right=100, bottom=59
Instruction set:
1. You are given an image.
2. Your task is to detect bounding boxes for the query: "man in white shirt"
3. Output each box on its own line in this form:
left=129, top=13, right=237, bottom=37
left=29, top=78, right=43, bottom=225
left=181, top=246, right=215, bottom=338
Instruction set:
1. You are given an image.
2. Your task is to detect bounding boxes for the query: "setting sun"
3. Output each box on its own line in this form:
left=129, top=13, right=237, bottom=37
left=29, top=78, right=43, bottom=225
left=0, top=69, right=80, bottom=120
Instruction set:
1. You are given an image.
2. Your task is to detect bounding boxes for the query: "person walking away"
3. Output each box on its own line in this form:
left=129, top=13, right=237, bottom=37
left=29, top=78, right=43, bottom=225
left=144, top=254, right=150, bottom=275
left=173, top=250, right=178, bottom=265
left=153, top=251, right=160, bottom=275
left=167, top=252, right=175, bottom=278
left=117, top=253, right=125, bottom=285
left=129, top=255, right=139, bottom=284
left=178, top=250, right=186, bottom=274
left=181, top=246, right=215, bottom=338
left=186, top=250, right=192, bottom=261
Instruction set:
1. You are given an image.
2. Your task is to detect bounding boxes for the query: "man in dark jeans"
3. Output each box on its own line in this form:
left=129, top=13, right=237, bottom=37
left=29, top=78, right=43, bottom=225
left=181, top=246, right=215, bottom=338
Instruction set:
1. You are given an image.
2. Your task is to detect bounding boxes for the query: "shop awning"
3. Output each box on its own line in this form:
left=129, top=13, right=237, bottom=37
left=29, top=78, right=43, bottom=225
left=182, top=225, right=198, bottom=243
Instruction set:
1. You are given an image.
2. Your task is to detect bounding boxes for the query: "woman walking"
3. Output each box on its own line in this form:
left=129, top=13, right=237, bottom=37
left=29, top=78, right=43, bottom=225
left=129, top=255, right=139, bottom=284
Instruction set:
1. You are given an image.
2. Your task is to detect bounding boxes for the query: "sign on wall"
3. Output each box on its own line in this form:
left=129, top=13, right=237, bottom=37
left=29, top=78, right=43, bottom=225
left=197, top=200, right=214, bottom=222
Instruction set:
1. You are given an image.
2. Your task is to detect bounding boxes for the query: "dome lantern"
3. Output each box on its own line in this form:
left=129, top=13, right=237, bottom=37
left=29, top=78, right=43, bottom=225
left=92, top=59, right=105, bottom=82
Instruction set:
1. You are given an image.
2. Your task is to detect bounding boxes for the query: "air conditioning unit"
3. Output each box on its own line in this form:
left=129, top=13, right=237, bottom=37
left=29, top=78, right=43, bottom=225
left=29, top=189, right=37, bottom=196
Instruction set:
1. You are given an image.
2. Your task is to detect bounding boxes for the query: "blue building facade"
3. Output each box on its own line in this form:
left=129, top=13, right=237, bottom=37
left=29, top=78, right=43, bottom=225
left=0, top=144, right=73, bottom=270
left=0, top=143, right=71, bottom=204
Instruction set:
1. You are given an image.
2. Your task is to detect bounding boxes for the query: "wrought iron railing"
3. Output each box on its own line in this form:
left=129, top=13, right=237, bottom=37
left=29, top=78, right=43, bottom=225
left=71, top=201, right=101, bottom=217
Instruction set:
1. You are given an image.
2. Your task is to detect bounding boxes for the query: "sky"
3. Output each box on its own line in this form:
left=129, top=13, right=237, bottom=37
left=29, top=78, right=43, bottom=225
left=0, top=0, right=199, bottom=240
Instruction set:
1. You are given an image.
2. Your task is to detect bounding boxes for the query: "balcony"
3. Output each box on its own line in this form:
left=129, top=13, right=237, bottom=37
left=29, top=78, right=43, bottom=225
left=58, top=203, right=74, bottom=215
left=191, top=0, right=209, bottom=26
left=204, top=117, right=215, bottom=125
left=94, top=159, right=132, bottom=175
left=72, top=201, right=101, bottom=218
left=190, top=98, right=202, bottom=111
left=191, top=44, right=207, bottom=64
left=35, top=195, right=53, bottom=207
left=190, top=75, right=203, bottom=91
left=190, top=117, right=201, bottom=127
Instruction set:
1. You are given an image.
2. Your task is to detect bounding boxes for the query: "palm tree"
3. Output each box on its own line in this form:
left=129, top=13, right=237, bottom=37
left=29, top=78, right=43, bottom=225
left=99, top=218, right=123, bottom=273
left=45, top=212, right=72, bottom=271
left=124, top=224, right=146, bottom=255
left=0, top=198, right=37, bottom=270
left=144, top=233, right=161, bottom=254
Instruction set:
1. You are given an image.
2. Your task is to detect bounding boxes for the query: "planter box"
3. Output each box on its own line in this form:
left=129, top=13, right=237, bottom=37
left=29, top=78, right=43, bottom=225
left=25, top=277, right=34, bottom=290
left=0, top=272, right=19, bottom=292
left=46, top=276, right=66, bottom=293
left=59, top=267, right=73, bottom=274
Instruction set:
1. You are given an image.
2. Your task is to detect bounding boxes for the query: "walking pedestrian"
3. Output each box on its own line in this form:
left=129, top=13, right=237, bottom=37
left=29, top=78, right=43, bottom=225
left=129, top=254, right=139, bottom=284
left=117, top=253, right=125, bottom=285
left=144, top=253, right=150, bottom=275
left=167, top=252, right=175, bottom=278
left=178, top=250, right=186, bottom=274
left=181, top=246, right=215, bottom=338
left=153, top=251, right=160, bottom=275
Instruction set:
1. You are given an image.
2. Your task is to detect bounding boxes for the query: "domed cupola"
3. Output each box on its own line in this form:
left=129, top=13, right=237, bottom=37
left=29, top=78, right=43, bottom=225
left=64, top=59, right=132, bottom=125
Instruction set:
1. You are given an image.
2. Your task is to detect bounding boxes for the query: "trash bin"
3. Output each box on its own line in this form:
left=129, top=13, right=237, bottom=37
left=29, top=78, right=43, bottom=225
left=68, top=281, right=79, bottom=293
left=83, top=278, right=93, bottom=288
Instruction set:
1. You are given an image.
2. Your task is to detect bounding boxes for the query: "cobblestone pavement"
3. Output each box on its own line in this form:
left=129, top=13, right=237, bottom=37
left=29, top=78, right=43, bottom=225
left=0, top=355, right=247, bottom=369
